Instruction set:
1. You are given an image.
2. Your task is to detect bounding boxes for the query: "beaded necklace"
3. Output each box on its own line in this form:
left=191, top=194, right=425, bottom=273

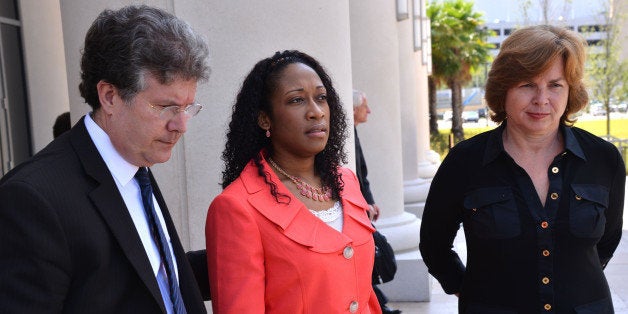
left=267, top=157, right=332, bottom=202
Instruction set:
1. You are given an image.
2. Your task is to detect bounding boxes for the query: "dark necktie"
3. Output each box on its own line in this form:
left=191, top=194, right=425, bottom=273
left=135, top=167, right=187, bottom=314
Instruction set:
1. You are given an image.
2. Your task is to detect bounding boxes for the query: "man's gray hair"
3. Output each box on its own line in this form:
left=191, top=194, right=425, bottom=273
left=79, top=4, right=210, bottom=110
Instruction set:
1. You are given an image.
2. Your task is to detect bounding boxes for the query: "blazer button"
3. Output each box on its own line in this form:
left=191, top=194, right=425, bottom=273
left=551, top=166, right=559, bottom=174
left=349, top=300, right=359, bottom=313
left=550, top=192, right=559, bottom=200
left=575, top=195, right=582, bottom=200
left=343, top=246, right=354, bottom=259
left=544, top=303, right=552, bottom=311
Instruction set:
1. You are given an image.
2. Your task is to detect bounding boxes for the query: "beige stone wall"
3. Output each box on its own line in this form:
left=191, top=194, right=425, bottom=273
left=19, top=0, right=70, bottom=151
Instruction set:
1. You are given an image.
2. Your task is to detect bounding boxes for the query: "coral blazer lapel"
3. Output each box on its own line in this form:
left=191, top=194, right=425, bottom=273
left=241, top=158, right=375, bottom=254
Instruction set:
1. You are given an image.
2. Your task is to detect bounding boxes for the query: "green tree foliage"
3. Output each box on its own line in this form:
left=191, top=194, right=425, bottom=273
left=427, top=0, right=493, bottom=142
left=586, top=0, right=627, bottom=135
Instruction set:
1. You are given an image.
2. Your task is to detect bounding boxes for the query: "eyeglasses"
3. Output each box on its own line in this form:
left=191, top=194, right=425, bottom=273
left=146, top=102, right=203, bottom=120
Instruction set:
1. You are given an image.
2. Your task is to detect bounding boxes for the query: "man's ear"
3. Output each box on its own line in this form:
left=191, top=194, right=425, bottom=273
left=258, top=111, right=271, bottom=131
left=96, top=80, right=117, bottom=115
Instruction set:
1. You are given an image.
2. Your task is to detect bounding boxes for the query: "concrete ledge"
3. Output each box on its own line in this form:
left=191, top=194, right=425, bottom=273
left=404, top=201, right=425, bottom=218
left=377, top=256, right=432, bottom=301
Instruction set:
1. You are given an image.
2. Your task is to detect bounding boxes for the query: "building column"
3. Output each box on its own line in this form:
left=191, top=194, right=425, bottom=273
left=398, top=1, right=440, bottom=219
left=349, top=0, right=429, bottom=301
left=19, top=0, right=70, bottom=152
left=396, top=0, right=440, bottom=301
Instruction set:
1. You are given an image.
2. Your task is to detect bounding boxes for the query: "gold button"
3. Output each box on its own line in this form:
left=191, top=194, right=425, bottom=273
left=575, top=195, right=582, bottom=200
left=542, top=250, right=550, bottom=257
left=542, top=277, right=550, bottom=284
left=544, top=303, right=552, bottom=310
left=349, top=300, right=359, bottom=313
left=551, top=167, right=559, bottom=174
left=541, top=221, right=549, bottom=229
left=550, top=192, right=559, bottom=200
left=343, top=246, right=354, bottom=259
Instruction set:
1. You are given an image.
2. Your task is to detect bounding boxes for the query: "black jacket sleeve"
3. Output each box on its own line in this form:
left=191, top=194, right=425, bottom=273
left=354, top=128, right=375, bottom=204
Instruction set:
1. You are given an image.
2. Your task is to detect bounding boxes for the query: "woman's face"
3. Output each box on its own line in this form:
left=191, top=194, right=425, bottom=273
left=504, top=57, right=569, bottom=137
left=260, top=62, right=330, bottom=159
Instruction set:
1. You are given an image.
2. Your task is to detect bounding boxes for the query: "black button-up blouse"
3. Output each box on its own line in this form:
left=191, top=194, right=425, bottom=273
left=420, top=123, right=625, bottom=314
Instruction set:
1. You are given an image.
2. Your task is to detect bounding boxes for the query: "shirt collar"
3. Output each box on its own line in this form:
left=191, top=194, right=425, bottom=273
left=482, top=121, right=587, bottom=166
left=482, top=122, right=506, bottom=166
left=562, top=125, right=586, bottom=160
left=84, top=113, right=139, bottom=187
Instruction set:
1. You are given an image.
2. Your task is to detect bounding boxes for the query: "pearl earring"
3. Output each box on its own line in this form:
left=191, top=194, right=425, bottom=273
left=266, top=129, right=271, bottom=138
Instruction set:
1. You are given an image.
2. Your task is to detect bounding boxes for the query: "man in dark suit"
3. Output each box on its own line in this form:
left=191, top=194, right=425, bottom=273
left=353, top=90, right=401, bottom=314
left=0, top=5, right=209, bottom=314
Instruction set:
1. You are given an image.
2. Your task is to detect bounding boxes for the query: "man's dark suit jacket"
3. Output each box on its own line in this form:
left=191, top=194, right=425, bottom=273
left=0, top=117, right=206, bottom=314
left=354, top=128, right=375, bottom=204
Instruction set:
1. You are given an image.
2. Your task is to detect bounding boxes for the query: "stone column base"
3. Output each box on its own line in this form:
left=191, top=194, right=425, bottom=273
left=403, top=178, right=431, bottom=217
left=377, top=251, right=432, bottom=301
left=374, top=213, right=429, bottom=301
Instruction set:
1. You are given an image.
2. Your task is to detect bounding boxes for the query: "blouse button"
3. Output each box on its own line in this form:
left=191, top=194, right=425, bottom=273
left=541, top=221, right=549, bottom=229
left=550, top=192, right=559, bottom=200
left=542, top=277, right=550, bottom=284
left=343, top=246, right=354, bottom=259
left=349, top=300, right=359, bottom=313
left=575, top=195, right=582, bottom=200
left=544, top=303, right=552, bottom=311
left=542, top=249, right=550, bottom=257
left=551, top=166, right=559, bottom=174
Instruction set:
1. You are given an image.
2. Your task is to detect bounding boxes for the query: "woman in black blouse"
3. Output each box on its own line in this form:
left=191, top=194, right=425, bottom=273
left=420, top=25, right=625, bottom=313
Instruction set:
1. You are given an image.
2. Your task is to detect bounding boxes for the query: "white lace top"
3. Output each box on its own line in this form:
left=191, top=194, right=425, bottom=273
left=309, top=201, right=343, bottom=231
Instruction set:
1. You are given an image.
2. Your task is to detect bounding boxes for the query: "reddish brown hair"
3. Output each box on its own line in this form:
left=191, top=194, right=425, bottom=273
left=485, top=25, right=588, bottom=125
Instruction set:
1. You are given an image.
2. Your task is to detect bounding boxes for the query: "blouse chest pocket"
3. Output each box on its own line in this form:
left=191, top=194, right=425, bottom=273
left=570, top=184, right=609, bottom=238
left=463, top=187, right=520, bottom=239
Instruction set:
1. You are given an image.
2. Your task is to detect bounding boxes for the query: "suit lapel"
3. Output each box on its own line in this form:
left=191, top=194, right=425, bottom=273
left=242, top=158, right=375, bottom=253
left=70, top=118, right=166, bottom=312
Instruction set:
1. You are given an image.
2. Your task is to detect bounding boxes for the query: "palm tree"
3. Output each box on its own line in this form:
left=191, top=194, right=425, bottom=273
left=427, top=0, right=492, bottom=142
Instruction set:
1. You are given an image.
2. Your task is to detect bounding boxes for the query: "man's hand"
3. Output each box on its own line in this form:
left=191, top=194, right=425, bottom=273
left=367, top=204, right=381, bottom=221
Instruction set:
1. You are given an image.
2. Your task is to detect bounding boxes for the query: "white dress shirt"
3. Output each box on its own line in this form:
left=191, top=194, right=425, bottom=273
left=84, top=114, right=179, bottom=281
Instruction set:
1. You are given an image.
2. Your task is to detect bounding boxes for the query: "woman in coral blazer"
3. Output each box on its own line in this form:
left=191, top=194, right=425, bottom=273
left=206, top=50, right=381, bottom=314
